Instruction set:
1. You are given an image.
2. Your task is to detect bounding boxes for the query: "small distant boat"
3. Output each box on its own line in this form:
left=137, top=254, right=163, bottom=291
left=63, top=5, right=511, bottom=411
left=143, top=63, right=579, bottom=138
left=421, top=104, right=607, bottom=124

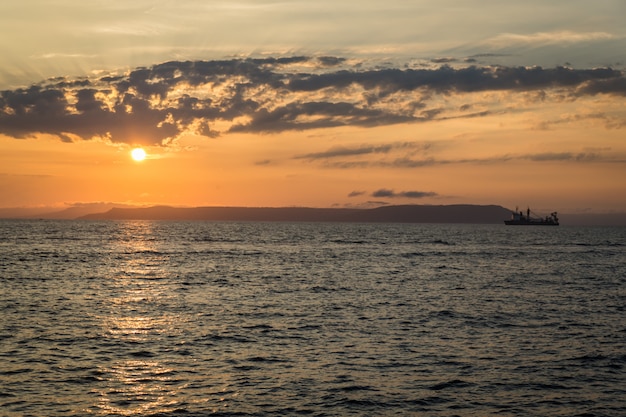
left=504, top=207, right=559, bottom=226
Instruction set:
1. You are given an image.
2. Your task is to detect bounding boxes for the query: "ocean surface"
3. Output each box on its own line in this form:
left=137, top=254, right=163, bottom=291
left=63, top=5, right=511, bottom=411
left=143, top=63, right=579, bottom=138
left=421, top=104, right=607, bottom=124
left=1, top=220, right=624, bottom=416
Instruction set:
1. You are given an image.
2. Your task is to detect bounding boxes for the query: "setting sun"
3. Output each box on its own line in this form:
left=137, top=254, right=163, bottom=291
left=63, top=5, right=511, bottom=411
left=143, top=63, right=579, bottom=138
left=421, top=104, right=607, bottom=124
left=131, top=148, right=146, bottom=161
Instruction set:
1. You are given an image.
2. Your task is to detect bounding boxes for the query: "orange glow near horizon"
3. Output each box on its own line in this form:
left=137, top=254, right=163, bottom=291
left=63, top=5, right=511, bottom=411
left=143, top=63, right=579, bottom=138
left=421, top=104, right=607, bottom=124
left=1, top=110, right=626, bottom=214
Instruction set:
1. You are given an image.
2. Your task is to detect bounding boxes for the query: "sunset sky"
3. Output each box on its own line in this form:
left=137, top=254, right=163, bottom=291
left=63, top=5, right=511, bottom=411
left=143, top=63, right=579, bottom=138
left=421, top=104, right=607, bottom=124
left=1, top=1, right=625, bottom=214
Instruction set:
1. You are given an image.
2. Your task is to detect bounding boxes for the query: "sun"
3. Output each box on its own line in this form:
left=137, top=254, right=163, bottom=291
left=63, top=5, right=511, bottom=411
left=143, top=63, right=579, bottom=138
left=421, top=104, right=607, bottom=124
left=131, top=147, right=147, bottom=161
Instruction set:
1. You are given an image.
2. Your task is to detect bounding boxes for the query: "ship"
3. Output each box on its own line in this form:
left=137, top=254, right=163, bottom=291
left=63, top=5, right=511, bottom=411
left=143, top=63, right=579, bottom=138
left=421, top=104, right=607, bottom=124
left=504, top=207, right=559, bottom=226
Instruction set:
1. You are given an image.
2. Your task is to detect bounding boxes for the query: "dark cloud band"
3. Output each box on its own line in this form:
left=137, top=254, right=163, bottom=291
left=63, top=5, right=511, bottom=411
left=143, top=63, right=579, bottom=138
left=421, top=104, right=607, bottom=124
left=1, top=57, right=624, bottom=144
left=372, top=189, right=438, bottom=199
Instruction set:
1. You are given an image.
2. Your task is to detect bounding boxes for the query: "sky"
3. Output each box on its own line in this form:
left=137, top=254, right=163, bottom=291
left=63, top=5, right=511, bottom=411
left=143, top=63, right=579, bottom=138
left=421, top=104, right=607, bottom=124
left=1, top=0, right=626, bottom=214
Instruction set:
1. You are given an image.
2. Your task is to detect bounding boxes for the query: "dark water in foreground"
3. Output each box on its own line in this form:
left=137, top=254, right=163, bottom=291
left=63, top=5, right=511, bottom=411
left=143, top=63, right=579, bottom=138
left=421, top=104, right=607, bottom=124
left=1, top=220, right=625, bottom=416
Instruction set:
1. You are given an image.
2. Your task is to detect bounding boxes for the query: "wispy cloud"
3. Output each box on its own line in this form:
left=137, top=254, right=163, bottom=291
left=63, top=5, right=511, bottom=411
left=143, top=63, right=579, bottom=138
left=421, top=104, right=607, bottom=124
left=372, top=189, right=438, bottom=199
left=486, top=31, right=616, bottom=47
left=32, top=53, right=98, bottom=60
left=1, top=56, right=625, bottom=145
left=295, top=142, right=428, bottom=160
left=314, top=150, right=625, bottom=170
left=348, top=190, right=366, bottom=197
left=295, top=145, right=392, bottom=160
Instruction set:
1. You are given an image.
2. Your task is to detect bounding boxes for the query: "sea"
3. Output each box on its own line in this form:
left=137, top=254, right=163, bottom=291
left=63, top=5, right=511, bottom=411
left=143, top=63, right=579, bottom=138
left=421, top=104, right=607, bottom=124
left=1, top=220, right=624, bottom=416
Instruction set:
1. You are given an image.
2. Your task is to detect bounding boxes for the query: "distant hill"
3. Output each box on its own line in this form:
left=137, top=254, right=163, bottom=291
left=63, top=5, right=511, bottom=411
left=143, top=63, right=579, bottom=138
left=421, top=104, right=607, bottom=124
left=0, top=203, right=140, bottom=220
left=78, top=204, right=512, bottom=223
left=3, top=203, right=624, bottom=224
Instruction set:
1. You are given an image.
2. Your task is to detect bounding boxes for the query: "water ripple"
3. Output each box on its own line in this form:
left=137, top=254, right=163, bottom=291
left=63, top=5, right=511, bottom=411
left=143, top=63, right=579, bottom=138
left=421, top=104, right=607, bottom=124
left=1, top=221, right=625, bottom=416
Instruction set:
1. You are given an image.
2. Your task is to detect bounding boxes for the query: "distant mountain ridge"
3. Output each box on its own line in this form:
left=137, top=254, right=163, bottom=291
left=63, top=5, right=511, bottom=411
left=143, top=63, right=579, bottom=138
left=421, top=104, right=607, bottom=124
left=78, top=204, right=512, bottom=223
left=0, top=203, right=137, bottom=220
left=2, top=204, right=625, bottom=224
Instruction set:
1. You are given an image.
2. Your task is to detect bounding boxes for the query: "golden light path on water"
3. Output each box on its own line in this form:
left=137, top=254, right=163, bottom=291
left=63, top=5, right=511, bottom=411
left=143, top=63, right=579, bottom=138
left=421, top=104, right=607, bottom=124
left=93, top=221, right=206, bottom=415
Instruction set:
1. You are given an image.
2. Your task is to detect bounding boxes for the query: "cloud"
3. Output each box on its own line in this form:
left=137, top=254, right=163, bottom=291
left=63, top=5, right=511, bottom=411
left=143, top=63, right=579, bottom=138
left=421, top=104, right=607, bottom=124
left=522, top=152, right=602, bottom=162
left=294, top=142, right=434, bottom=168
left=317, top=56, right=347, bottom=67
left=576, top=77, right=626, bottom=96
left=314, top=149, right=625, bottom=170
left=486, top=31, right=616, bottom=47
left=295, top=144, right=394, bottom=160
left=431, top=57, right=458, bottom=64
left=284, top=65, right=623, bottom=94
left=348, top=190, right=366, bottom=197
left=33, top=53, right=98, bottom=59
left=534, top=111, right=626, bottom=130
left=372, top=189, right=437, bottom=199
left=228, top=101, right=416, bottom=133
left=1, top=56, right=625, bottom=145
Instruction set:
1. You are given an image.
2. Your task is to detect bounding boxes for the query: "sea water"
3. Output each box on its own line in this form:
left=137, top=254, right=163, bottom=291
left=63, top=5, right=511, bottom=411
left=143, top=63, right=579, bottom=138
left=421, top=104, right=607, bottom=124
left=1, top=220, right=624, bottom=416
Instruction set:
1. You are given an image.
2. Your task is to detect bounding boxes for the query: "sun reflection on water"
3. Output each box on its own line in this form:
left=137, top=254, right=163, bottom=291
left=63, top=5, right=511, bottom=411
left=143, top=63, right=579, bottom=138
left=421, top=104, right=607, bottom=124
left=95, top=221, right=190, bottom=415
left=108, top=220, right=169, bottom=279
left=96, top=360, right=182, bottom=416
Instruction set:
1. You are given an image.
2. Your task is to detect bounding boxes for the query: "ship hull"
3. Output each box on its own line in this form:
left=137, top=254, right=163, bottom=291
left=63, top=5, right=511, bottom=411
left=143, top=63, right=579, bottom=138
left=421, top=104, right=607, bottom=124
left=504, top=220, right=558, bottom=226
